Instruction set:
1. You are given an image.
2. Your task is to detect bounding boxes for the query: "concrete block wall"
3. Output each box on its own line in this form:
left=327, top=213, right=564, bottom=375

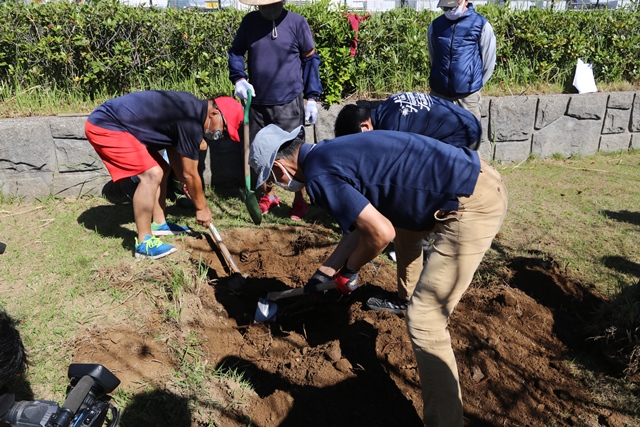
left=1, top=90, right=639, bottom=199
left=478, top=92, right=640, bottom=163
left=312, top=91, right=640, bottom=164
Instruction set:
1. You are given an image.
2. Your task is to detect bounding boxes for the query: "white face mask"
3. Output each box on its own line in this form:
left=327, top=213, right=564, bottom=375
left=273, top=162, right=305, bottom=192
left=444, top=3, right=465, bottom=20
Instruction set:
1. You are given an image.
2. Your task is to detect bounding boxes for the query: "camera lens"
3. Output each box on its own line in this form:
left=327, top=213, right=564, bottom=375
left=2, top=400, right=59, bottom=425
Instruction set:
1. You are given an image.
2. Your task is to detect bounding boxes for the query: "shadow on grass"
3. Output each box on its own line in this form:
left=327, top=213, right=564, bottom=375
left=78, top=180, right=196, bottom=252
left=213, top=183, right=335, bottom=228
left=601, top=209, right=640, bottom=227
left=602, top=255, right=640, bottom=278
left=119, top=389, right=191, bottom=427
left=77, top=204, right=136, bottom=251
left=97, top=177, right=341, bottom=237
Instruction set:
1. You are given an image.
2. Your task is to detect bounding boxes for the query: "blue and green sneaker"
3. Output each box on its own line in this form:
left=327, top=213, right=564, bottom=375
left=135, top=235, right=177, bottom=259
left=151, top=221, right=191, bottom=236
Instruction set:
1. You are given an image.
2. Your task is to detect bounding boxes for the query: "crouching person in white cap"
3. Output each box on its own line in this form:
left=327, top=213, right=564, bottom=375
left=249, top=124, right=507, bottom=426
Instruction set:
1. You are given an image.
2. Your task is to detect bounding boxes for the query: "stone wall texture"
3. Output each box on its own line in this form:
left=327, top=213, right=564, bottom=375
left=1, top=91, right=639, bottom=199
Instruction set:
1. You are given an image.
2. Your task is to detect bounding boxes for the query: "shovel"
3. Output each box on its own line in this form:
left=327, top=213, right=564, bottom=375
left=241, top=92, right=262, bottom=225
left=208, top=223, right=246, bottom=291
left=255, top=281, right=336, bottom=323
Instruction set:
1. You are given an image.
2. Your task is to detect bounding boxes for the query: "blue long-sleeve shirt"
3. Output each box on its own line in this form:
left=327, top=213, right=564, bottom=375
left=228, top=10, right=322, bottom=106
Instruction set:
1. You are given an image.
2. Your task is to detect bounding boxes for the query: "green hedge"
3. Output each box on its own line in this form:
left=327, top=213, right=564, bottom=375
left=484, top=6, right=640, bottom=90
left=0, top=0, right=639, bottom=105
left=0, top=0, right=245, bottom=99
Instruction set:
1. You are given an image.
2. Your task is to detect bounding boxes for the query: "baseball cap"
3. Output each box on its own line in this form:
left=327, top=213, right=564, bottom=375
left=249, top=124, right=304, bottom=189
left=437, top=0, right=458, bottom=7
left=214, top=96, right=243, bottom=143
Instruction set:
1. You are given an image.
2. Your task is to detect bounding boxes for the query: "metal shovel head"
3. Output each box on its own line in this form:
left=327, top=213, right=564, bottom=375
left=243, top=185, right=262, bottom=225
left=255, top=297, right=278, bottom=323
left=228, top=272, right=247, bottom=292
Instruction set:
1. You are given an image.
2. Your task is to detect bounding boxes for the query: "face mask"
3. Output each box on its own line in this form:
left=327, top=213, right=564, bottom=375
left=444, top=3, right=465, bottom=20
left=273, top=162, right=305, bottom=192
left=278, top=177, right=305, bottom=192
left=259, top=3, right=283, bottom=21
left=204, top=117, right=224, bottom=141
left=205, top=129, right=223, bottom=141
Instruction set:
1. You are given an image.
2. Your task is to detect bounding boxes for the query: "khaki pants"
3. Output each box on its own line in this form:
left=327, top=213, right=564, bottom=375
left=405, top=159, right=507, bottom=426
left=394, top=228, right=428, bottom=301
left=431, top=90, right=482, bottom=123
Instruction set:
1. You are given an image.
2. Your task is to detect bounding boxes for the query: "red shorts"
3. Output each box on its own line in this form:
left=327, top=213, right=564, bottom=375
left=85, top=121, right=165, bottom=183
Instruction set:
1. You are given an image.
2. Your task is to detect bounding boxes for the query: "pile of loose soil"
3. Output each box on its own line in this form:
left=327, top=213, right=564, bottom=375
left=74, top=225, right=636, bottom=427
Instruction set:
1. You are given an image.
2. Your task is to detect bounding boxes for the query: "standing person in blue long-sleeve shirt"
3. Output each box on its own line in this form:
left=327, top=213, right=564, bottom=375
left=228, top=0, right=323, bottom=221
left=428, top=0, right=496, bottom=121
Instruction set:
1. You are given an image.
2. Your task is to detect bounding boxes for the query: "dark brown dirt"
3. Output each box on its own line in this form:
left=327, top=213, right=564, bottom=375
left=73, top=224, right=637, bottom=427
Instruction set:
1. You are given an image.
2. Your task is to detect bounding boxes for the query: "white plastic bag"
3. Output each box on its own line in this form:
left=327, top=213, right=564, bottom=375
left=573, top=58, right=598, bottom=94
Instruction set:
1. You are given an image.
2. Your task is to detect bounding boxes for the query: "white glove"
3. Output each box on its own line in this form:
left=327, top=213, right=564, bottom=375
left=305, top=99, right=318, bottom=125
left=234, top=79, right=255, bottom=100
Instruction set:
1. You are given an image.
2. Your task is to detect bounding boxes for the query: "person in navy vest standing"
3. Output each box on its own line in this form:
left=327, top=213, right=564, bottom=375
left=428, top=0, right=496, bottom=122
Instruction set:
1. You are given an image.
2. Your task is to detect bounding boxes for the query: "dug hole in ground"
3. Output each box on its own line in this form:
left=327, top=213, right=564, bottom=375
left=75, top=224, right=634, bottom=427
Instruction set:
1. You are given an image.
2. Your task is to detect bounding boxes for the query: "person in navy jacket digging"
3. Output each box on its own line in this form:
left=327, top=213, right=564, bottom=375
left=335, top=91, right=481, bottom=150
left=334, top=91, right=482, bottom=314
left=85, top=91, right=243, bottom=259
left=249, top=124, right=507, bottom=427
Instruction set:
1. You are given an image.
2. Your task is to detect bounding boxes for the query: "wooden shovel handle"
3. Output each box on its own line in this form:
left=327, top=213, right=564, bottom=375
left=209, top=223, right=241, bottom=275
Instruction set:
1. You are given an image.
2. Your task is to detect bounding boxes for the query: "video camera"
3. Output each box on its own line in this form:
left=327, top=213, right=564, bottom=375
left=0, top=363, right=120, bottom=427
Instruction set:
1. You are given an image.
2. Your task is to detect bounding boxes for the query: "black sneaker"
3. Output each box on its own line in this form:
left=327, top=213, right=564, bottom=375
left=366, top=294, right=408, bottom=314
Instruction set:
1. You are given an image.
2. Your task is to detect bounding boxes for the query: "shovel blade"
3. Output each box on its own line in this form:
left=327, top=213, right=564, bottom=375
left=243, top=188, right=262, bottom=225
left=255, top=297, right=278, bottom=323
left=228, top=272, right=247, bottom=292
